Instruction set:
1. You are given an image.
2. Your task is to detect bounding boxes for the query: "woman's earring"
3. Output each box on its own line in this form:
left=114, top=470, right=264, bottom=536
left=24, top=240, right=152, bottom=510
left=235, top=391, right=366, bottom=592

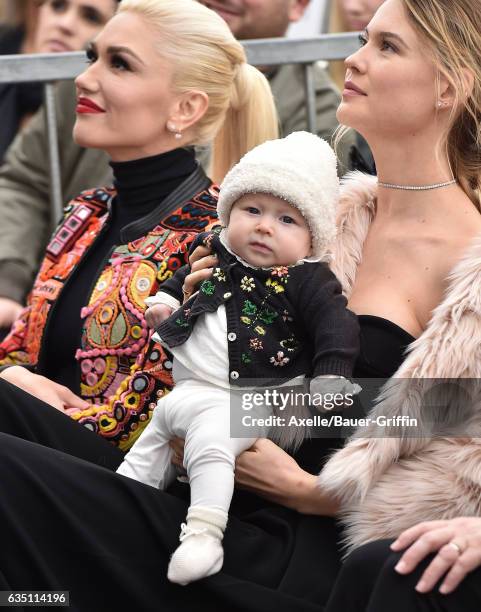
left=167, top=121, right=182, bottom=140
left=437, top=100, right=446, bottom=109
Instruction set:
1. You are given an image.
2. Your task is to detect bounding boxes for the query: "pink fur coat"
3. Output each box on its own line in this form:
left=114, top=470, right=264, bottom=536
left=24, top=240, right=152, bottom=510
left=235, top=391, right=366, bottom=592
left=319, top=171, right=481, bottom=554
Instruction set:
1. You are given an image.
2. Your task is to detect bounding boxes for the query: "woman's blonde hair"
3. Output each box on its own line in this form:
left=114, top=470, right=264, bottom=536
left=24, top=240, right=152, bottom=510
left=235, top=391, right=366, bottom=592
left=403, top=0, right=481, bottom=209
left=117, top=0, right=279, bottom=183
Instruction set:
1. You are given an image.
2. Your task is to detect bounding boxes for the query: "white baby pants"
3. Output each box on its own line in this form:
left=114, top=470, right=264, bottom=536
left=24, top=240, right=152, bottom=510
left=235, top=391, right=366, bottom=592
left=117, top=361, right=257, bottom=512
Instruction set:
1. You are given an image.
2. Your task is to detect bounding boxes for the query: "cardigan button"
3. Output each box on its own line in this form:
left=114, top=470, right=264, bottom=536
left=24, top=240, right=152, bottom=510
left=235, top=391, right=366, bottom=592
left=227, top=332, right=237, bottom=341
left=223, top=292, right=232, bottom=300
left=230, top=370, right=239, bottom=380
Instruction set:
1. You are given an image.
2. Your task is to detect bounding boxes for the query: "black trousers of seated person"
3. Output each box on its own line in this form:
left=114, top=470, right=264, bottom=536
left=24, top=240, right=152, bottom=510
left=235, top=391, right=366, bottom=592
left=0, top=378, right=344, bottom=612
left=325, top=539, right=481, bottom=611
left=0, top=377, right=124, bottom=468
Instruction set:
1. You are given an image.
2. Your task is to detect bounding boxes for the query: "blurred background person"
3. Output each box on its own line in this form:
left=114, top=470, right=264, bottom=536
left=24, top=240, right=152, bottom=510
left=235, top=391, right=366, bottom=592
left=0, top=1, right=39, bottom=53
left=198, top=0, right=349, bottom=155
left=288, top=0, right=328, bottom=37
left=0, top=1, right=41, bottom=160
left=0, top=0, right=115, bottom=165
left=329, top=0, right=384, bottom=173
left=329, top=0, right=386, bottom=90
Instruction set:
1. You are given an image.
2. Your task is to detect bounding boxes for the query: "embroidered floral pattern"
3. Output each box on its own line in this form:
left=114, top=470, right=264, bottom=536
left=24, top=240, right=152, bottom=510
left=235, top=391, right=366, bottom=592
left=265, top=279, right=285, bottom=294
left=258, top=307, right=278, bottom=325
left=282, top=309, right=293, bottom=322
left=201, top=279, right=215, bottom=295
left=241, top=316, right=251, bottom=325
left=254, top=325, right=266, bottom=336
left=213, top=268, right=226, bottom=282
left=270, top=351, right=289, bottom=366
left=242, top=300, right=257, bottom=316
left=250, top=338, right=263, bottom=351
left=280, top=336, right=300, bottom=352
left=175, top=317, right=189, bottom=328
left=271, top=266, right=289, bottom=279
left=241, top=352, right=252, bottom=364
left=240, top=276, right=255, bottom=292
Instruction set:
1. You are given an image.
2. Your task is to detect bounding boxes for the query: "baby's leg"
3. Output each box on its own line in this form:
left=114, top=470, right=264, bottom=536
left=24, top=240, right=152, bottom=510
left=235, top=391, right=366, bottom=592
left=184, top=397, right=255, bottom=512
left=167, top=385, right=256, bottom=585
left=116, top=391, right=178, bottom=490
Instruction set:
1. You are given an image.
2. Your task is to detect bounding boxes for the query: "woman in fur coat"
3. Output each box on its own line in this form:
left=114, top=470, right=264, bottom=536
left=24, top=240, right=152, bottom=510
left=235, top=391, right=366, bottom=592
left=311, top=0, right=481, bottom=608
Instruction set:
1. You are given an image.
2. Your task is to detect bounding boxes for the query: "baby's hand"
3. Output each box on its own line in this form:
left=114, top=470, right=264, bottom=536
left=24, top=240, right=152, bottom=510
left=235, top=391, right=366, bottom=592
left=309, top=376, right=362, bottom=412
left=145, top=304, right=173, bottom=330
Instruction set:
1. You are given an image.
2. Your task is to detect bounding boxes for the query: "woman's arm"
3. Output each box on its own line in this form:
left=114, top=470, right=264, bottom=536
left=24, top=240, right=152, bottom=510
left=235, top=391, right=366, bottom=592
left=235, top=439, right=340, bottom=516
left=170, top=436, right=340, bottom=516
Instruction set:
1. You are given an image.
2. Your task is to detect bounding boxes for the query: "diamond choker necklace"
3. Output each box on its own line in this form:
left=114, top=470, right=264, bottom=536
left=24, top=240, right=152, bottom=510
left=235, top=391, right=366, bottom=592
left=377, top=179, right=457, bottom=191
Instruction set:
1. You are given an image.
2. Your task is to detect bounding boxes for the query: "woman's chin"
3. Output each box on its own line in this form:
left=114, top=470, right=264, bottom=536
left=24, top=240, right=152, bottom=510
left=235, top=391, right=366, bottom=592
left=336, top=106, right=369, bottom=136
left=72, top=127, right=102, bottom=150
left=336, top=103, right=356, bottom=127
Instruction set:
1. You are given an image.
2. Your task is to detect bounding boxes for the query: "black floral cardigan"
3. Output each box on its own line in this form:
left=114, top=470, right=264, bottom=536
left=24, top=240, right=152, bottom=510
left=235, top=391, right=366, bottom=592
left=155, top=232, right=359, bottom=387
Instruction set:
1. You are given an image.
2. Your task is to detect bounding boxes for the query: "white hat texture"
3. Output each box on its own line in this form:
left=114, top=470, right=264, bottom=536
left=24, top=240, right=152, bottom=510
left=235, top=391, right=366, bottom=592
left=217, top=131, right=339, bottom=259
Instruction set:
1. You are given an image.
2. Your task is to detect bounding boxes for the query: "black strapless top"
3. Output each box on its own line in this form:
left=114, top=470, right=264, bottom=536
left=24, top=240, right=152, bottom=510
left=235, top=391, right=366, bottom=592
left=354, top=314, right=416, bottom=378
left=292, top=314, right=416, bottom=474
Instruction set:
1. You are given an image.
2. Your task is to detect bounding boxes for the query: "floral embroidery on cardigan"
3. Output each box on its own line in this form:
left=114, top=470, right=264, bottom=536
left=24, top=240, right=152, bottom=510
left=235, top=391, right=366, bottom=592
left=240, top=276, right=255, bottom=292
left=270, top=351, right=290, bottom=366
left=213, top=268, right=226, bottom=282
left=201, top=280, right=215, bottom=295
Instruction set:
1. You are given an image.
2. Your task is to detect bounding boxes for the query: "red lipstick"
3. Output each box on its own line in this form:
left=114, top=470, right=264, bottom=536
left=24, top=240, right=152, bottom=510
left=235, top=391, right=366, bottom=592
left=76, top=97, right=106, bottom=114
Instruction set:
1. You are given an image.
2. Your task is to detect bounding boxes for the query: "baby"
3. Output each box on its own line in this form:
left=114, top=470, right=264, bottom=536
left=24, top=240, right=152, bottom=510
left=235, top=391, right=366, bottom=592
left=117, top=132, right=360, bottom=585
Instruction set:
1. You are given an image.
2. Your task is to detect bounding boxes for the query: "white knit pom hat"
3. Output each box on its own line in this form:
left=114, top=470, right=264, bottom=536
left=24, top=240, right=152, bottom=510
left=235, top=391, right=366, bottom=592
left=217, top=131, right=339, bottom=259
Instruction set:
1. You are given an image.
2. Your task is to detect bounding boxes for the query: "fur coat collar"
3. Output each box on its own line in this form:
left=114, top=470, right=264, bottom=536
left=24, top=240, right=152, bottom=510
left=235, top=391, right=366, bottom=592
left=319, top=171, right=481, bottom=553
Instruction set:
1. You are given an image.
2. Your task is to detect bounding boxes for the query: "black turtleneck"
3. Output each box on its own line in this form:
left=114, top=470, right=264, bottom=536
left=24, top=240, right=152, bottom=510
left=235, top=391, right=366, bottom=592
left=39, top=147, right=198, bottom=392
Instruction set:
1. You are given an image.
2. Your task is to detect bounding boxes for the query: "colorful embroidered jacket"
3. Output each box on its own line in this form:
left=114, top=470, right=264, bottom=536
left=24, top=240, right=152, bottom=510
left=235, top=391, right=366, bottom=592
left=156, top=232, right=360, bottom=387
left=0, top=168, right=219, bottom=450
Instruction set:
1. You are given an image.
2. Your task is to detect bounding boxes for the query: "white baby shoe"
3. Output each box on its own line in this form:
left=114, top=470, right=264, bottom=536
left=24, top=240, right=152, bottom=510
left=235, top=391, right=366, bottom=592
left=167, top=506, right=228, bottom=585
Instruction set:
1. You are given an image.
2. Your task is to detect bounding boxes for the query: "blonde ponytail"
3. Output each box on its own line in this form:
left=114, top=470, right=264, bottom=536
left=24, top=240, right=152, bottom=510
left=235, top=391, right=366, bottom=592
left=211, top=63, right=279, bottom=184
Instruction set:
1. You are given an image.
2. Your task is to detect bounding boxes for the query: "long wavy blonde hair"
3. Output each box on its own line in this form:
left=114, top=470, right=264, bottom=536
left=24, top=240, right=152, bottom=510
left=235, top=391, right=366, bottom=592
left=117, top=0, right=279, bottom=183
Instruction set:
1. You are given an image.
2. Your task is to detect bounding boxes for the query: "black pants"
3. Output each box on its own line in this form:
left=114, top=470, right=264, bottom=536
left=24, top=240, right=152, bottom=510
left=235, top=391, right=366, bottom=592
left=0, top=377, right=125, bottom=468
left=325, top=539, right=481, bottom=611
left=0, top=379, right=343, bottom=612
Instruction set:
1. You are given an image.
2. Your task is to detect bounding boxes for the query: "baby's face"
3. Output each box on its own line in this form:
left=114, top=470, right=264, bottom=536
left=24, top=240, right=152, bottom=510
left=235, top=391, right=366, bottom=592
left=226, top=193, right=312, bottom=267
